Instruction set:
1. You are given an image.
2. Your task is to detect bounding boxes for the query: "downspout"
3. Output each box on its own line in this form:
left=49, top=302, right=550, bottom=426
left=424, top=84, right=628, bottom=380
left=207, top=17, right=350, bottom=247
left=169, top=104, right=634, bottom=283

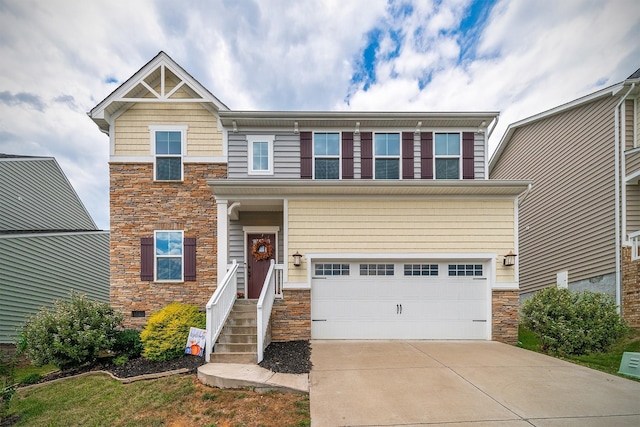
left=614, top=83, right=635, bottom=311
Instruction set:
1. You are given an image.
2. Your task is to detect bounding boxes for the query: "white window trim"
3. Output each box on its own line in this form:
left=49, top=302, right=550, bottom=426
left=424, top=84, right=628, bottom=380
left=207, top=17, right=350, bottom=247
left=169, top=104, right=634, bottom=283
left=373, top=132, right=402, bottom=180
left=434, top=132, right=462, bottom=180
left=154, top=230, right=184, bottom=282
left=247, top=135, right=274, bottom=175
left=313, top=132, right=342, bottom=179
left=629, top=230, right=640, bottom=260
left=150, top=125, right=187, bottom=182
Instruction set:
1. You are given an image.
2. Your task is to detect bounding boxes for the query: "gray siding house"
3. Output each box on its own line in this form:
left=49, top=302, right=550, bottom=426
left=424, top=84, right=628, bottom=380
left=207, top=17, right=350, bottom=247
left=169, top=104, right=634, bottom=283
left=0, top=155, right=109, bottom=344
left=490, top=68, right=640, bottom=328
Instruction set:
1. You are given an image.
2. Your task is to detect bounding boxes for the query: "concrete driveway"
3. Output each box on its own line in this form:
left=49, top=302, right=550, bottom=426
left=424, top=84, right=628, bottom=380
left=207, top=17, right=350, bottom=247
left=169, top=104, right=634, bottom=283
left=310, top=340, right=640, bottom=426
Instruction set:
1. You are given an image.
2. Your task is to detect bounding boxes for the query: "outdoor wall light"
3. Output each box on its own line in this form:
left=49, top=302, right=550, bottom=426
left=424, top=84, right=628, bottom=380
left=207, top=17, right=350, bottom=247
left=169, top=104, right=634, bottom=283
left=292, top=251, right=302, bottom=267
left=502, top=251, right=517, bottom=266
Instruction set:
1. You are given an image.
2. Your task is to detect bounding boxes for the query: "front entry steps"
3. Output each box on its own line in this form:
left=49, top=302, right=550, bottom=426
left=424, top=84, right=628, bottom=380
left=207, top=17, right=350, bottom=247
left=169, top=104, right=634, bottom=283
left=209, top=299, right=258, bottom=364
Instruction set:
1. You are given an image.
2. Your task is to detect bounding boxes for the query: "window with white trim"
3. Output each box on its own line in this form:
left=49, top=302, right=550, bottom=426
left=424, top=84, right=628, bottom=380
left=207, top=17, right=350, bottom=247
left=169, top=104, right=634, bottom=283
left=155, top=230, right=183, bottom=281
left=448, top=264, right=483, bottom=277
left=630, top=231, right=640, bottom=260
left=314, top=132, right=340, bottom=179
left=152, top=126, right=186, bottom=181
left=434, top=133, right=460, bottom=179
left=374, top=133, right=400, bottom=179
left=360, top=263, right=394, bottom=276
left=404, top=264, right=439, bottom=276
left=315, top=263, right=350, bottom=276
left=248, top=135, right=274, bottom=175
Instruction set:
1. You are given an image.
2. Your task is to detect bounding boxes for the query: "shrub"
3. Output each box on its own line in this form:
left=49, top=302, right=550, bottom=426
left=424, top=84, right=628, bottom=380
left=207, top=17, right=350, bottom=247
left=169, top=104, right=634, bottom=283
left=0, top=349, right=17, bottom=417
left=521, top=287, right=627, bottom=355
left=19, top=293, right=123, bottom=369
left=140, top=303, right=205, bottom=361
left=19, top=373, right=41, bottom=386
left=112, top=329, right=143, bottom=359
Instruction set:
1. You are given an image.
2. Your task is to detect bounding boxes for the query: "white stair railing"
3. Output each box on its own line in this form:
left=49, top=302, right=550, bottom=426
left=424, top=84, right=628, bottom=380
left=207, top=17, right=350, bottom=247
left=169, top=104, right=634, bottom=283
left=256, top=261, right=284, bottom=363
left=205, top=260, right=239, bottom=362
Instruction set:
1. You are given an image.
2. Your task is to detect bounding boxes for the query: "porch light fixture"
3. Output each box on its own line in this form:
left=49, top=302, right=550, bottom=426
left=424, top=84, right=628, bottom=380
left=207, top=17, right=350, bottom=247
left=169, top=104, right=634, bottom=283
left=502, top=251, right=517, bottom=266
left=292, top=251, right=302, bottom=267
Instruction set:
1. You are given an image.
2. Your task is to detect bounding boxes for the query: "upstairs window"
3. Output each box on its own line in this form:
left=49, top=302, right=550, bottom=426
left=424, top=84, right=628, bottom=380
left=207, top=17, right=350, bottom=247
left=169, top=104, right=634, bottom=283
left=375, top=133, right=400, bottom=179
left=435, top=133, right=460, bottom=179
left=314, top=133, right=340, bottom=179
left=155, top=231, right=183, bottom=281
left=153, top=126, right=186, bottom=181
left=248, top=135, right=274, bottom=175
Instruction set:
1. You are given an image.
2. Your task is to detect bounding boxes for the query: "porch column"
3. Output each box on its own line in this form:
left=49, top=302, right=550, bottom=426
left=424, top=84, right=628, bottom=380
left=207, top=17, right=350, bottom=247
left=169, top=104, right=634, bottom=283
left=216, top=198, right=229, bottom=284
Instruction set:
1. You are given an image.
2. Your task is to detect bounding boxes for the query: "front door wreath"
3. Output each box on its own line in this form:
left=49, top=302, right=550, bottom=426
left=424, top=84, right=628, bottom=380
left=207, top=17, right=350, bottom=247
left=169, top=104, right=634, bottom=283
left=251, top=237, right=273, bottom=261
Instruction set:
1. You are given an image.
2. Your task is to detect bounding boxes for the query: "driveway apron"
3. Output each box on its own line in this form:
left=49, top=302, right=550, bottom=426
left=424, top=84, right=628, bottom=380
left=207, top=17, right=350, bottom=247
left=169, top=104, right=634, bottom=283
left=310, top=340, right=640, bottom=426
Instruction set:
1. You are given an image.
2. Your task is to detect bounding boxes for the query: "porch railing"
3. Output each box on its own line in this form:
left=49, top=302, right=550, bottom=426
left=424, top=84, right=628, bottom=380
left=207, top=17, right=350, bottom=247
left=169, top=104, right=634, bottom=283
left=257, top=261, right=284, bottom=363
left=205, top=260, right=239, bottom=363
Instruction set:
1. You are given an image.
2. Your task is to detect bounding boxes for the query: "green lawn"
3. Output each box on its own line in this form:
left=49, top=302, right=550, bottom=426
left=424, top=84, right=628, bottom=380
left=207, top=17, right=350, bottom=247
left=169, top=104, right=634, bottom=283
left=518, top=325, right=640, bottom=379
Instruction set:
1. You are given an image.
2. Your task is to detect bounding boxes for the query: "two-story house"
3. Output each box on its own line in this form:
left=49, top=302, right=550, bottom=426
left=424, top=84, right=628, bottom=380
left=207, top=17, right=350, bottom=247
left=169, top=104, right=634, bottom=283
left=490, top=67, right=640, bottom=329
left=89, top=52, right=530, bottom=362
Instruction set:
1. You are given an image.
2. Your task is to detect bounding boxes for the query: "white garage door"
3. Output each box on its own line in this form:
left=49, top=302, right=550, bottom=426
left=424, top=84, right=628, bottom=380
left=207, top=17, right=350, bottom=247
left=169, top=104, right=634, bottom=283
left=311, top=261, right=490, bottom=340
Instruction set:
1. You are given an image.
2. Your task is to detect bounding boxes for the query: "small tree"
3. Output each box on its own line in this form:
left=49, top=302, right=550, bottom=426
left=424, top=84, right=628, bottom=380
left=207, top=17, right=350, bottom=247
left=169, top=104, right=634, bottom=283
left=521, top=287, right=627, bottom=355
left=141, top=303, right=205, bottom=361
left=19, top=293, right=123, bottom=369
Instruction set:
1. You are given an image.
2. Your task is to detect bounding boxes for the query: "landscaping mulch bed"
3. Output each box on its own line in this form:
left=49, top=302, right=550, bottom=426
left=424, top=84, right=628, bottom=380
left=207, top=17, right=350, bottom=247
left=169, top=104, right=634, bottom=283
left=259, top=340, right=312, bottom=374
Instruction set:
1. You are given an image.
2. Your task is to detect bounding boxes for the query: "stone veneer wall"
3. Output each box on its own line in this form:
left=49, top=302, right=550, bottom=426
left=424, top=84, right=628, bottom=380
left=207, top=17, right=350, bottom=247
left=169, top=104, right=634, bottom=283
left=270, top=289, right=311, bottom=341
left=110, top=163, right=226, bottom=328
left=492, top=289, right=519, bottom=344
left=622, top=247, right=640, bottom=328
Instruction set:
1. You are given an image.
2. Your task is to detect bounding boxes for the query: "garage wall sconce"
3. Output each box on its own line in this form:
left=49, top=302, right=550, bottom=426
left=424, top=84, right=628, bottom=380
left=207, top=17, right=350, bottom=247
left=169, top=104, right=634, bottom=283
left=292, top=251, right=302, bottom=267
left=502, top=251, right=517, bottom=266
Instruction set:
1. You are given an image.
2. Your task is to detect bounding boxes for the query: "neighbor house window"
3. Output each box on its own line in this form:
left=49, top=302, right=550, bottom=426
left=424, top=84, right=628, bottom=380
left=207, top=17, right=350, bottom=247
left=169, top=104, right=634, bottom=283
left=155, top=230, right=184, bottom=281
left=151, top=126, right=186, bottom=181
left=630, top=231, right=640, bottom=260
left=374, top=133, right=400, bottom=179
left=314, top=133, right=340, bottom=179
left=435, top=133, right=460, bottom=179
left=248, top=135, right=274, bottom=175
left=448, top=264, right=483, bottom=277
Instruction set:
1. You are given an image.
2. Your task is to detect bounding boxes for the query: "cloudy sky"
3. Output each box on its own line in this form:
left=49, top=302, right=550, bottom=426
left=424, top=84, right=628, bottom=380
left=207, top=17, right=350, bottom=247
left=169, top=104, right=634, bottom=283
left=1, top=0, right=638, bottom=230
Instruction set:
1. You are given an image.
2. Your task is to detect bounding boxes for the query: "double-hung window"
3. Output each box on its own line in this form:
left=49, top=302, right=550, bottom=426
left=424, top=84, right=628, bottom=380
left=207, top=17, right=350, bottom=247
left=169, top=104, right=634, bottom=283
left=314, top=133, right=340, bottom=179
left=248, top=135, right=274, bottom=175
left=155, top=230, right=184, bottom=281
left=374, top=133, right=400, bottom=179
left=152, top=126, right=186, bottom=181
left=434, top=133, right=461, bottom=179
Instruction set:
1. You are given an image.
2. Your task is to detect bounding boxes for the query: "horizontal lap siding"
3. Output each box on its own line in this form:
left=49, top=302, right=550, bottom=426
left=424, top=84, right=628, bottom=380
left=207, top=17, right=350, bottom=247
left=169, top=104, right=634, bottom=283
left=625, top=150, right=640, bottom=177
left=625, top=100, right=634, bottom=150
left=0, top=233, right=110, bottom=343
left=491, top=96, right=617, bottom=294
left=228, top=132, right=300, bottom=179
left=114, top=102, right=223, bottom=157
left=627, top=184, right=640, bottom=235
left=287, top=199, right=515, bottom=284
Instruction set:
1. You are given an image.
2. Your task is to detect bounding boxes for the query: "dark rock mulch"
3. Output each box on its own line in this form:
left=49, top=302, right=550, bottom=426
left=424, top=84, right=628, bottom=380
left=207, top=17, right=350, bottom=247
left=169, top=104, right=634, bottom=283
left=259, top=340, right=312, bottom=374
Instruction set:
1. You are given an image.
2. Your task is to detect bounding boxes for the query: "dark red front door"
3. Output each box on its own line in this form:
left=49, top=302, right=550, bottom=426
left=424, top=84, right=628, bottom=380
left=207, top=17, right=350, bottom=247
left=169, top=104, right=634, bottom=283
left=247, top=234, right=276, bottom=299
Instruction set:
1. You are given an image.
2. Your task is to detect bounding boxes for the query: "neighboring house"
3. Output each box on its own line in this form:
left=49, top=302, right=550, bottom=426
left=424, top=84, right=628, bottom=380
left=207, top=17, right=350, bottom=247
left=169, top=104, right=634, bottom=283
left=490, top=68, right=640, bottom=328
left=0, top=154, right=110, bottom=345
left=88, top=52, right=530, bottom=361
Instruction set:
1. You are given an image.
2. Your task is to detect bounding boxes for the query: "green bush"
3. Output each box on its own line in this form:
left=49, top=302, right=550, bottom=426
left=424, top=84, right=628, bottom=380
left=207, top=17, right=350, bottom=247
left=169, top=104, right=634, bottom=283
left=140, top=303, right=205, bottom=361
left=112, top=329, right=143, bottom=359
left=19, top=293, right=123, bottom=369
left=521, top=287, right=627, bottom=355
left=0, top=349, right=17, bottom=417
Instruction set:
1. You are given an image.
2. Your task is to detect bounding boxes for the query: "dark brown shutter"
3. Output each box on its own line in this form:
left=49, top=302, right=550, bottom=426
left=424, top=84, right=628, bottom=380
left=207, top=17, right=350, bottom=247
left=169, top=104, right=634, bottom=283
left=420, top=132, right=433, bottom=179
left=140, top=237, right=154, bottom=281
left=402, top=132, right=414, bottom=179
left=462, top=132, right=475, bottom=179
left=300, top=132, right=313, bottom=179
left=184, top=237, right=196, bottom=281
left=360, top=132, right=373, bottom=179
left=342, top=132, right=354, bottom=179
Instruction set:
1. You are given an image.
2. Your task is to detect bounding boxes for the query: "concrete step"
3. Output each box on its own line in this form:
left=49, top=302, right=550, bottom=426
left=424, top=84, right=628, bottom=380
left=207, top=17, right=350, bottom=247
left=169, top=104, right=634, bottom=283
left=216, top=342, right=257, bottom=353
left=231, top=302, right=258, bottom=312
left=228, top=310, right=257, bottom=320
left=225, top=318, right=257, bottom=327
left=209, top=352, right=257, bottom=364
left=217, top=333, right=257, bottom=344
left=198, top=363, right=309, bottom=394
left=222, top=325, right=257, bottom=335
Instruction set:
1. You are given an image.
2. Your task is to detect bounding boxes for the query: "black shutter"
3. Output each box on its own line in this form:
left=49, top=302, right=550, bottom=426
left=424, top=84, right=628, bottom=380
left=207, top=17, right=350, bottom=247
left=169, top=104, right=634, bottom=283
left=402, top=132, right=414, bottom=179
left=184, top=237, right=196, bottom=281
left=140, top=237, right=154, bottom=281
left=300, top=132, right=313, bottom=179
left=361, top=132, right=373, bottom=179
left=462, top=132, right=475, bottom=179
left=420, top=132, right=433, bottom=179
left=342, top=132, right=354, bottom=179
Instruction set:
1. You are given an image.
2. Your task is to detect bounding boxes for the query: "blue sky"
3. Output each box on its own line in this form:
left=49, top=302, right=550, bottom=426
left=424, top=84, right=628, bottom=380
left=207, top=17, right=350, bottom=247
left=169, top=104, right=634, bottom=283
left=0, top=0, right=639, bottom=230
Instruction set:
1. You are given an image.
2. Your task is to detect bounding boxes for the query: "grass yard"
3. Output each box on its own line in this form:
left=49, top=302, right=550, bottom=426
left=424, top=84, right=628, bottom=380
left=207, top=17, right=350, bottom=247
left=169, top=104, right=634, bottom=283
left=518, top=325, right=640, bottom=380
left=4, top=373, right=310, bottom=427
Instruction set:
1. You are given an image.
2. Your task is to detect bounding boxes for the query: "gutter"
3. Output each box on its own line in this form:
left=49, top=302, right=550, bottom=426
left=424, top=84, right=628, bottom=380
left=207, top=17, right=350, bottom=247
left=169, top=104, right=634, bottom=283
left=518, top=183, right=533, bottom=207
left=614, top=82, right=636, bottom=311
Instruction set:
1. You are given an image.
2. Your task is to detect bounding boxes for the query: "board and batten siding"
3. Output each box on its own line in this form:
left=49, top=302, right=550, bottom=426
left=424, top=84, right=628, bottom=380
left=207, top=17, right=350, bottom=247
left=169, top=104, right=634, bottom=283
left=0, top=232, right=110, bottom=343
left=113, top=101, right=223, bottom=158
left=228, top=132, right=300, bottom=178
left=286, top=198, right=515, bottom=284
left=491, top=95, right=618, bottom=294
